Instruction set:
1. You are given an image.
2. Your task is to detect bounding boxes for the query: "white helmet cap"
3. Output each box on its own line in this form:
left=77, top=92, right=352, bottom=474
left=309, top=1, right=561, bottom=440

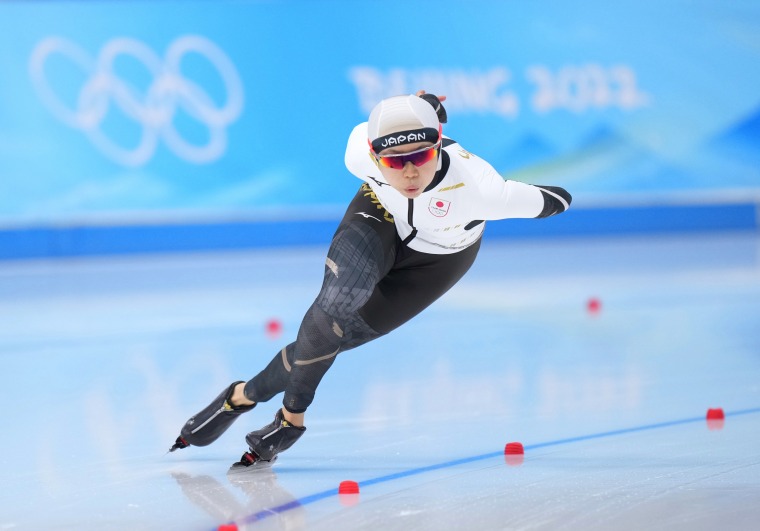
left=367, top=95, right=441, bottom=154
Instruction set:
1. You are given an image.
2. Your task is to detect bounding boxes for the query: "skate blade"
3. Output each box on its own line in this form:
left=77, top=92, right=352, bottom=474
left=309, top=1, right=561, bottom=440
left=229, top=452, right=277, bottom=472
left=167, top=436, right=190, bottom=453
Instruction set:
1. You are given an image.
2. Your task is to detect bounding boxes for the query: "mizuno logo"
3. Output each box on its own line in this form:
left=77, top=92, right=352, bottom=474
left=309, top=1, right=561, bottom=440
left=356, top=212, right=382, bottom=222
left=368, top=176, right=389, bottom=187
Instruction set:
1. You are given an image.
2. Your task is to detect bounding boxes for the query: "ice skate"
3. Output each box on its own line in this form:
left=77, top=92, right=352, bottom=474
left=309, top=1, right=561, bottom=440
left=169, top=381, right=255, bottom=452
left=231, top=409, right=306, bottom=468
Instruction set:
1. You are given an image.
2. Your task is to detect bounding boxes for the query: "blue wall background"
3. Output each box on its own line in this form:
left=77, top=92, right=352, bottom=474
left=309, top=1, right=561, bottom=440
left=1, top=0, right=759, bottom=258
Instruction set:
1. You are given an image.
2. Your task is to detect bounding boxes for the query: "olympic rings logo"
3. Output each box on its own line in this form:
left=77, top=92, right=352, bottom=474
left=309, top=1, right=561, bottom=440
left=29, top=35, right=244, bottom=166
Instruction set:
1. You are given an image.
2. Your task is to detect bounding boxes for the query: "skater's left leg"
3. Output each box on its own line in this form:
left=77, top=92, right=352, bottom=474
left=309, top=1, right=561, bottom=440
left=234, top=240, right=481, bottom=464
left=235, top=308, right=380, bottom=467
left=237, top=185, right=396, bottom=410
left=246, top=186, right=397, bottom=413
left=237, top=408, right=307, bottom=467
left=236, top=191, right=397, bottom=465
left=358, top=237, right=481, bottom=335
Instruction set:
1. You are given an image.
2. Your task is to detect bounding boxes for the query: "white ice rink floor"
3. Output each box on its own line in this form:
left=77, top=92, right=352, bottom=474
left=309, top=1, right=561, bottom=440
left=1, top=231, right=759, bottom=530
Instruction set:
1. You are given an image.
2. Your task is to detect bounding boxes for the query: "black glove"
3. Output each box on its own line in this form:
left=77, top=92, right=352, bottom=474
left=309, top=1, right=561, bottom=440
left=419, top=93, right=448, bottom=124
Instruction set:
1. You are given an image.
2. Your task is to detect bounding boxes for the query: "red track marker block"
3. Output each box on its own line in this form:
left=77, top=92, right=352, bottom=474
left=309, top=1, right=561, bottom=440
left=338, top=480, right=360, bottom=494
left=504, top=442, right=524, bottom=455
left=265, top=318, right=283, bottom=339
left=218, top=524, right=238, bottom=531
left=586, top=297, right=602, bottom=315
left=504, top=442, right=525, bottom=466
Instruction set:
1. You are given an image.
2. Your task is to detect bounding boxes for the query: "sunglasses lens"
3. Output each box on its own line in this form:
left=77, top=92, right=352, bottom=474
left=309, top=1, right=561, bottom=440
left=378, top=156, right=403, bottom=170
left=377, top=145, right=438, bottom=169
left=408, top=147, right=437, bottom=166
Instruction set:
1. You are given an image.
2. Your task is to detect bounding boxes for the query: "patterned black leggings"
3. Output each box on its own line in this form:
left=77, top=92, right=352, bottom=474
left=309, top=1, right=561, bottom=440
left=244, top=184, right=481, bottom=413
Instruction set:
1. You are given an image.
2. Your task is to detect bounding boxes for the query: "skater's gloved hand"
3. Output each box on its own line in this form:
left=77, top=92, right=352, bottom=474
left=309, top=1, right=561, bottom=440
left=416, top=90, right=448, bottom=124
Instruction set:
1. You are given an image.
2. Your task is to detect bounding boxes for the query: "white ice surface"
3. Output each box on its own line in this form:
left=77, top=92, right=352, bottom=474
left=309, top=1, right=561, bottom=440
left=1, top=231, right=759, bottom=530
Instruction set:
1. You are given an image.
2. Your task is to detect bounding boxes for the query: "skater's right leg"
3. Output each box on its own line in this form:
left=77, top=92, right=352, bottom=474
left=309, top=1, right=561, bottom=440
left=243, top=342, right=297, bottom=404
left=169, top=381, right=256, bottom=452
left=230, top=382, right=255, bottom=407
left=169, top=343, right=298, bottom=452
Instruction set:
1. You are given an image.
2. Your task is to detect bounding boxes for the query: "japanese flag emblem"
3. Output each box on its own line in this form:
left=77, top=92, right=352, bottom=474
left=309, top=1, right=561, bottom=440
left=428, top=198, right=451, bottom=217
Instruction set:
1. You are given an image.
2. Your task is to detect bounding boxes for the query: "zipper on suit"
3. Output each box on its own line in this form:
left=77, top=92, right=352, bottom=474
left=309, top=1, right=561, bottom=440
left=402, top=198, right=417, bottom=245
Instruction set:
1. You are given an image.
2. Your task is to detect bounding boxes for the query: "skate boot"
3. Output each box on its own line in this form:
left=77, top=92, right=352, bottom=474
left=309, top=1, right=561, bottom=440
left=233, top=409, right=306, bottom=468
left=169, top=381, right=255, bottom=452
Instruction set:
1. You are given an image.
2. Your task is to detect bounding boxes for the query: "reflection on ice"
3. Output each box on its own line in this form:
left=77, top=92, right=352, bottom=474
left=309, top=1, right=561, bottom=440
left=171, top=468, right=306, bottom=530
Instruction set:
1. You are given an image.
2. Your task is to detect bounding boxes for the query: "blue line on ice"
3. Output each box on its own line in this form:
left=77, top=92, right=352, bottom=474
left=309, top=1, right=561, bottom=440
left=218, top=407, right=760, bottom=529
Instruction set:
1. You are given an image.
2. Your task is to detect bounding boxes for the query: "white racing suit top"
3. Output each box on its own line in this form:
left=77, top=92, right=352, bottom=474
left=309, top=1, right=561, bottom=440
left=344, top=122, right=570, bottom=255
